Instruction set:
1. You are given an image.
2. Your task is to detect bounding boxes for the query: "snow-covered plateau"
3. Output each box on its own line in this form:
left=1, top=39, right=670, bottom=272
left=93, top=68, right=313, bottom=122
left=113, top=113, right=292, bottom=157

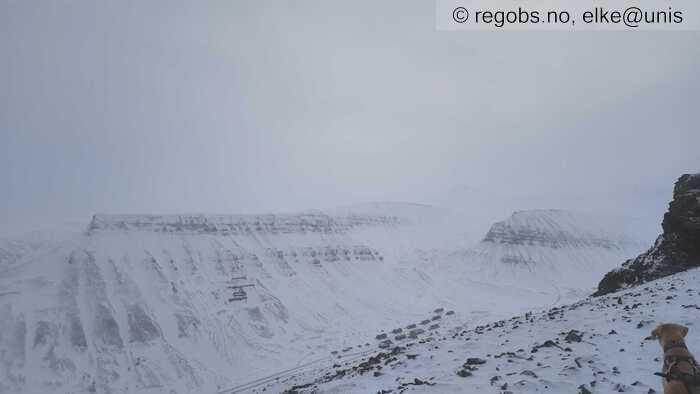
left=0, top=204, right=656, bottom=394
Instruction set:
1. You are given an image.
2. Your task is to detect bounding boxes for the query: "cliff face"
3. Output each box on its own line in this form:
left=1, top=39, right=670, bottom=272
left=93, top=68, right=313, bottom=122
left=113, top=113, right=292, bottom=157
left=88, top=212, right=403, bottom=234
left=595, top=173, right=700, bottom=296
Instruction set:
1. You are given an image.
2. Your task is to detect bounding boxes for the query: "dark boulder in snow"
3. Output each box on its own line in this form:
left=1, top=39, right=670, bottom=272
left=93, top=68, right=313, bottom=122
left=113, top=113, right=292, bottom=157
left=465, top=357, right=487, bottom=365
left=596, top=173, right=700, bottom=295
left=564, top=330, right=583, bottom=343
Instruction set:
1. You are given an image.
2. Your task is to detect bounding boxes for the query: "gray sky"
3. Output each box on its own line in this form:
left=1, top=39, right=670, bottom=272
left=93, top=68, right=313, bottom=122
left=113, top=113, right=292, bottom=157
left=1, top=1, right=699, bottom=238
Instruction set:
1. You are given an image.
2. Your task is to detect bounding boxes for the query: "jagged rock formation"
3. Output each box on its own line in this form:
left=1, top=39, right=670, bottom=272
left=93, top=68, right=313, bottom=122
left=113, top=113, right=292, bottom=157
left=596, top=173, right=700, bottom=296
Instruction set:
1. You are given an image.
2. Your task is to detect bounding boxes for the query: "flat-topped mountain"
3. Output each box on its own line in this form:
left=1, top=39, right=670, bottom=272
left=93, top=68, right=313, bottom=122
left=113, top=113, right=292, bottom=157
left=482, top=209, right=647, bottom=250
left=447, top=209, right=652, bottom=293
left=0, top=203, right=480, bottom=394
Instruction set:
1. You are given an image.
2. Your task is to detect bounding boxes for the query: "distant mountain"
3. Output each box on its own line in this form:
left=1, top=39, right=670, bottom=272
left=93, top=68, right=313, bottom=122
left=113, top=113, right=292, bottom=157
left=446, top=209, right=653, bottom=294
left=596, top=173, right=700, bottom=295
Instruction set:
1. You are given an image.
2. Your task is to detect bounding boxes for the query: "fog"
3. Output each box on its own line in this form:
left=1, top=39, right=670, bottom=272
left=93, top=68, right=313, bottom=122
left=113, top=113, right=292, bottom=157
left=1, top=1, right=699, bottom=238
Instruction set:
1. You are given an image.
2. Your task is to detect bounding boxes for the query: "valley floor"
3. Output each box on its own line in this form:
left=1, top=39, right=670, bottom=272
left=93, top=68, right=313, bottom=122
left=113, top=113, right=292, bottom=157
left=253, top=268, right=700, bottom=394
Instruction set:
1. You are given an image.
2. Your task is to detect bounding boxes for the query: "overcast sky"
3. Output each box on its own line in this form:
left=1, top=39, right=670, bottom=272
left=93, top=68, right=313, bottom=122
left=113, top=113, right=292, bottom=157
left=1, top=1, right=699, bottom=238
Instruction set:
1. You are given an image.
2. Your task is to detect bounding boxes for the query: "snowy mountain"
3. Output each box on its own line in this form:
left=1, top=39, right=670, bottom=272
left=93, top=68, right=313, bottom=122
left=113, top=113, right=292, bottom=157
left=0, top=204, right=479, bottom=394
left=265, top=267, right=700, bottom=394
left=0, top=205, right=653, bottom=394
left=445, top=210, right=653, bottom=298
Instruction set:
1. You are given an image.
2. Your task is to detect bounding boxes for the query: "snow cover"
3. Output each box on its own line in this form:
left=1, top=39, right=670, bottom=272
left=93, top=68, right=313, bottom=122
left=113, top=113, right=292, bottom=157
left=445, top=210, right=653, bottom=297
left=0, top=205, right=655, bottom=394
left=0, top=231, right=69, bottom=267
left=262, top=268, right=700, bottom=394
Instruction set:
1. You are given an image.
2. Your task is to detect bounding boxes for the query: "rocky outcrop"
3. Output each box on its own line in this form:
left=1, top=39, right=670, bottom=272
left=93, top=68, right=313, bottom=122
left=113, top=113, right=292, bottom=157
left=595, top=173, right=700, bottom=296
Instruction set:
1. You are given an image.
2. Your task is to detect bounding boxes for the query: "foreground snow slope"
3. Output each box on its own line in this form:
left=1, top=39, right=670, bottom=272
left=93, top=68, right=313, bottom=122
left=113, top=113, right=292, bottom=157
left=0, top=206, right=652, bottom=394
left=268, top=268, right=700, bottom=394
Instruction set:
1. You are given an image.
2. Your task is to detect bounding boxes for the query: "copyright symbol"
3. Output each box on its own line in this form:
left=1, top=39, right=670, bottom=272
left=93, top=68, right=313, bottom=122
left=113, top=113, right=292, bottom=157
left=623, top=7, right=642, bottom=28
left=453, top=7, right=469, bottom=23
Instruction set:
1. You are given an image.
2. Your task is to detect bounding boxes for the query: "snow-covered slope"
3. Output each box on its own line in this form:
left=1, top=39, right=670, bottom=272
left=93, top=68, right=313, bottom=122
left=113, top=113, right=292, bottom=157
left=0, top=232, right=61, bottom=267
left=0, top=206, right=654, bottom=394
left=0, top=227, right=82, bottom=282
left=446, top=210, right=653, bottom=298
left=0, top=236, right=44, bottom=267
left=267, top=268, right=700, bottom=394
left=0, top=204, right=492, bottom=394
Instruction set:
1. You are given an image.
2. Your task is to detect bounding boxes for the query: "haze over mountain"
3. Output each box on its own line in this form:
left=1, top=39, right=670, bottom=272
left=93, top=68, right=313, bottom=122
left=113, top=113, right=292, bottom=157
left=1, top=1, right=698, bottom=239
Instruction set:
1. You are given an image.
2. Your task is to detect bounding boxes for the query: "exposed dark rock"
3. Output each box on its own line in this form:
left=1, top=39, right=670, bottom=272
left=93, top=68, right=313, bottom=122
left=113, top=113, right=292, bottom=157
left=531, top=339, right=563, bottom=352
left=378, top=339, right=393, bottom=349
left=456, top=368, right=473, bottom=378
left=564, top=330, right=583, bottom=343
left=465, top=357, right=487, bottom=365
left=578, top=384, right=593, bottom=394
left=412, top=378, right=431, bottom=385
left=596, top=174, right=700, bottom=296
left=282, top=382, right=313, bottom=394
